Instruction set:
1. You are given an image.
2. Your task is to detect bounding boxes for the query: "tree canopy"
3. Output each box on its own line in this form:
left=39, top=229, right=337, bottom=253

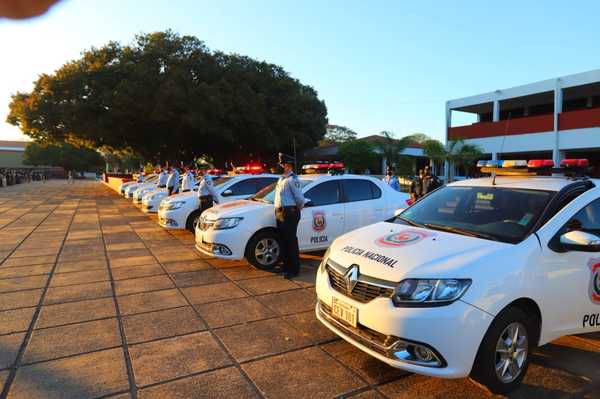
left=7, top=30, right=328, bottom=165
left=423, top=138, right=483, bottom=180
left=321, top=124, right=357, bottom=144
left=23, top=142, right=105, bottom=172
left=338, top=140, right=378, bottom=173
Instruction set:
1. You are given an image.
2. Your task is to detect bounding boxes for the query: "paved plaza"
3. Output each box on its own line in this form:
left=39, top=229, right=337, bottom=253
left=0, top=180, right=598, bottom=398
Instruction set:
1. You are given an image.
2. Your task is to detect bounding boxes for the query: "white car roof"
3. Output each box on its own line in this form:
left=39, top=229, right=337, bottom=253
left=449, top=176, right=600, bottom=192
left=297, top=173, right=381, bottom=183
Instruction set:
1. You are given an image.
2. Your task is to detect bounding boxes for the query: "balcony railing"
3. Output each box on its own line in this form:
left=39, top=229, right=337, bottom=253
left=448, top=114, right=553, bottom=140
left=448, top=107, right=600, bottom=140
left=559, top=107, right=600, bottom=130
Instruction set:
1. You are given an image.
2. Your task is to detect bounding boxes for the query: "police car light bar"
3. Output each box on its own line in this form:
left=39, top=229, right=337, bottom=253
left=527, top=160, right=555, bottom=169
left=560, top=159, right=589, bottom=168
left=477, top=158, right=589, bottom=177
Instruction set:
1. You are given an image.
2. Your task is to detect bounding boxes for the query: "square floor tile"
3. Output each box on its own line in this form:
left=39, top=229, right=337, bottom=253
left=215, top=318, right=309, bottom=362
left=181, top=282, right=248, bottom=305
left=112, top=264, right=164, bottom=280
left=55, top=259, right=108, bottom=273
left=37, top=297, right=116, bottom=329
left=238, top=276, right=302, bottom=295
left=0, top=275, right=49, bottom=293
left=138, top=367, right=259, bottom=399
left=0, top=333, right=26, bottom=369
left=221, top=266, right=273, bottom=281
left=50, top=269, right=110, bottom=287
left=111, top=256, right=157, bottom=268
left=8, top=348, right=129, bottom=399
left=24, top=318, right=121, bottom=364
left=195, top=297, right=276, bottom=329
left=283, top=311, right=339, bottom=344
left=45, top=281, right=112, bottom=305
left=0, top=264, right=53, bottom=278
left=129, top=331, right=231, bottom=386
left=257, top=289, right=316, bottom=316
left=0, top=307, right=36, bottom=335
left=0, top=289, right=43, bottom=311
left=122, top=306, right=206, bottom=344
left=114, top=275, right=174, bottom=296
left=118, top=289, right=188, bottom=315
left=171, top=269, right=228, bottom=288
left=242, top=347, right=365, bottom=397
left=2, top=255, right=56, bottom=267
left=161, top=259, right=211, bottom=273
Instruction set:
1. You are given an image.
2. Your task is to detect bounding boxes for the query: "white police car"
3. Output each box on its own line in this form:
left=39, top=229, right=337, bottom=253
left=120, top=174, right=156, bottom=196
left=315, top=159, right=600, bottom=394
left=195, top=174, right=409, bottom=268
left=158, top=174, right=279, bottom=231
left=141, top=176, right=184, bottom=213
left=124, top=176, right=158, bottom=199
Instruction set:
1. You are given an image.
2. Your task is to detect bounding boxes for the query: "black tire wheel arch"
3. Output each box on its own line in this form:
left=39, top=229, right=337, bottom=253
left=245, top=229, right=281, bottom=270
left=470, top=305, right=536, bottom=395
left=186, top=210, right=202, bottom=232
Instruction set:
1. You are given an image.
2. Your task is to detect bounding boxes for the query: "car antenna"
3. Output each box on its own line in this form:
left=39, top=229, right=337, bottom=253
left=493, top=110, right=512, bottom=186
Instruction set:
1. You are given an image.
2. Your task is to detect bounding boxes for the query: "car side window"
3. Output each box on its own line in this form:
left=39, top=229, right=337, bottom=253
left=305, top=181, right=341, bottom=206
left=228, top=179, right=258, bottom=196
left=256, top=177, right=278, bottom=191
left=566, top=198, right=600, bottom=235
left=341, top=179, right=376, bottom=202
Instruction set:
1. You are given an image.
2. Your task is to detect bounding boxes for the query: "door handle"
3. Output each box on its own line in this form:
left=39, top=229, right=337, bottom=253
left=375, top=208, right=384, bottom=211
left=332, top=213, right=343, bottom=217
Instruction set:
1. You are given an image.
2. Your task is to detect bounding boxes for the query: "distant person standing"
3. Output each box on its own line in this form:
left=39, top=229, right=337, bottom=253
left=136, top=171, right=146, bottom=183
left=409, top=170, right=424, bottom=199
left=274, top=153, right=307, bottom=279
left=157, top=167, right=168, bottom=188
left=197, top=171, right=219, bottom=214
left=181, top=168, right=195, bottom=192
left=67, top=170, right=74, bottom=184
left=382, top=166, right=401, bottom=192
left=166, top=167, right=180, bottom=196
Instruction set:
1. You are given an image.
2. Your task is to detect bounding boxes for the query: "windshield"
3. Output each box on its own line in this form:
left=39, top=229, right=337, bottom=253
left=392, top=186, right=553, bottom=244
left=251, top=179, right=311, bottom=203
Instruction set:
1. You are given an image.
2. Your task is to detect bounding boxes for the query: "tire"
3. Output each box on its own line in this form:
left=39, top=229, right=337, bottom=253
left=186, top=210, right=202, bottom=232
left=470, top=306, right=534, bottom=394
left=245, top=231, right=281, bottom=270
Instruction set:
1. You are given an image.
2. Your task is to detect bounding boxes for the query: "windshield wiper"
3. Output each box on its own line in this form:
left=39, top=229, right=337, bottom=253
left=396, top=216, right=425, bottom=228
left=422, top=223, right=497, bottom=241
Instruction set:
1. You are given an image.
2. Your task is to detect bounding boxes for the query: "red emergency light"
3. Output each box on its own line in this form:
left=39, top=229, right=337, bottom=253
left=560, top=159, right=589, bottom=168
left=527, top=160, right=554, bottom=169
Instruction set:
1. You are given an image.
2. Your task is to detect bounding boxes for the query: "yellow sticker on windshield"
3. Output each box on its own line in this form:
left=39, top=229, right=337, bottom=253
left=477, top=192, right=494, bottom=201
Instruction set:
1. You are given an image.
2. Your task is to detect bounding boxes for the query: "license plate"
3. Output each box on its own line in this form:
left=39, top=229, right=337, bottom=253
left=331, top=297, right=357, bottom=327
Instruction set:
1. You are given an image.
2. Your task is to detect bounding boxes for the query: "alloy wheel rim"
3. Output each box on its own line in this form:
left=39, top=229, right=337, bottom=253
left=495, top=322, right=528, bottom=383
left=255, top=238, right=280, bottom=266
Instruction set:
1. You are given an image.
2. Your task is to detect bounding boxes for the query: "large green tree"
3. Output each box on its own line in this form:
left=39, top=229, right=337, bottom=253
left=338, top=140, right=378, bottom=173
left=7, top=30, right=328, bottom=164
left=423, top=138, right=483, bottom=181
left=24, top=142, right=105, bottom=172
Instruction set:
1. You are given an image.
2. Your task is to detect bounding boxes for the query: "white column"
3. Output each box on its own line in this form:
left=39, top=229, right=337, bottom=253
left=381, top=157, right=387, bottom=174
left=445, top=105, right=452, bottom=182
left=553, top=80, right=563, bottom=164
left=492, top=152, right=498, bottom=161
left=493, top=100, right=500, bottom=122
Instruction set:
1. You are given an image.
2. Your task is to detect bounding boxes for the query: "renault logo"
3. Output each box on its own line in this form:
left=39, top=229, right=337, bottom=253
left=344, top=264, right=359, bottom=294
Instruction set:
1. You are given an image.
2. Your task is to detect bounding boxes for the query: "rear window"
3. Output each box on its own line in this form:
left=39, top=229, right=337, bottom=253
left=341, top=179, right=381, bottom=202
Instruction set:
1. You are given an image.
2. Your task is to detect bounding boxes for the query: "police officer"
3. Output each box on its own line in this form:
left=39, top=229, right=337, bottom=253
left=274, top=153, right=307, bottom=279
left=382, top=166, right=401, bottom=192
left=157, top=167, right=168, bottom=189
left=198, top=170, right=219, bottom=214
left=167, top=166, right=180, bottom=196
left=137, top=170, right=146, bottom=183
left=181, top=167, right=195, bottom=193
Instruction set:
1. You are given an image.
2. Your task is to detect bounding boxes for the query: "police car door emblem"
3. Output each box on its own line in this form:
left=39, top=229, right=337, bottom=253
left=590, top=260, right=600, bottom=305
left=312, top=211, right=326, bottom=232
left=344, top=265, right=359, bottom=294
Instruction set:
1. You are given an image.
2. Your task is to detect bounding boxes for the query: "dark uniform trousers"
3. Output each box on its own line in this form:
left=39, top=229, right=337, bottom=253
left=275, top=206, right=301, bottom=274
left=199, top=195, right=214, bottom=214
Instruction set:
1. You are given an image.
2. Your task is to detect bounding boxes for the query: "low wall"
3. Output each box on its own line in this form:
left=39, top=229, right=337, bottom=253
left=104, top=176, right=129, bottom=193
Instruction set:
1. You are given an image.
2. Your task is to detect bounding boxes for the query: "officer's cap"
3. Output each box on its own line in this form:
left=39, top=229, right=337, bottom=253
left=278, top=153, right=295, bottom=165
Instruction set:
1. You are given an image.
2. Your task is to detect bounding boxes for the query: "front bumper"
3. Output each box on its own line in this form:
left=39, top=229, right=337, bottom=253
left=142, top=199, right=160, bottom=213
left=158, top=209, right=187, bottom=229
left=194, top=226, right=250, bottom=260
left=315, top=265, right=492, bottom=378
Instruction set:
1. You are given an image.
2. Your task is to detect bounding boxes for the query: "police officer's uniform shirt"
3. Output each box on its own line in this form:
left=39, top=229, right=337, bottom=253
left=181, top=172, right=195, bottom=191
left=274, top=172, right=306, bottom=209
left=198, top=174, right=219, bottom=201
left=167, top=169, right=180, bottom=189
left=157, top=171, right=168, bottom=186
left=382, top=175, right=401, bottom=192
left=137, top=175, right=145, bottom=183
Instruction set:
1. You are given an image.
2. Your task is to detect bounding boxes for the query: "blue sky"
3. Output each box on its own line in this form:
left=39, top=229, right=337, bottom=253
left=1, top=0, right=600, bottom=142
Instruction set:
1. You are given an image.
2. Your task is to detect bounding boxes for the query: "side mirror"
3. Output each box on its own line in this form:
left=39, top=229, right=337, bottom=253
left=304, top=199, right=313, bottom=207
left=221, top=189, right=233, bottom=197
left=559, top=230, right=600, bottom=252
left=394, top=208, right=405, bottom=217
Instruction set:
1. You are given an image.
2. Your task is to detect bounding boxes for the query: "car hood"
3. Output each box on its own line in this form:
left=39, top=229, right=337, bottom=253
left=328, top=222, right=510, bottom=282
left=162, top=191, right=196, bottom=203
left=202, top=199, right=272, bottom=219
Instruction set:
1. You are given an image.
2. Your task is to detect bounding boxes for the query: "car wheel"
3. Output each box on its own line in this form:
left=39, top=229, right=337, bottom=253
left=470, top=306, right=533, bottom=394
left=186, top=210, right=202, bottom=232
left=246, top=231, right=281, bottom=270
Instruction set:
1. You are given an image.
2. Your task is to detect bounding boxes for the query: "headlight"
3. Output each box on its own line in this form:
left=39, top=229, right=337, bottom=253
left=391, top=279, right=471, bottom=307
left=213, top=217, right=243, bottom=230
left=319, top=248, right=331, bottom=274
left=151, top=193, right=166, bottom=201
left=164, top=201, right=185, bottom=210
